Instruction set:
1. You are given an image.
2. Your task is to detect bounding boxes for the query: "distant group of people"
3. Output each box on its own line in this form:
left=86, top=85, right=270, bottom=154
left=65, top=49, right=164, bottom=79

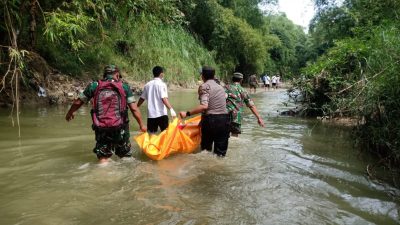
left=65, top=65, right=265, bottom=161
left=248, top=73, right=281, bottom=93
left=262, top=74, right=280, bottom=91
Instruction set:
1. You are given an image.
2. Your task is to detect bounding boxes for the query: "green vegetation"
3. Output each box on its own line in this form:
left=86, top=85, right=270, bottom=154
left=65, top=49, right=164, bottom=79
left=266, top=14, right=308, bottom=79
left=293, top=0, right=400, bottom=180
left=0, top=0, right=306, bottom=136
left=187, top=0, right=306, bottom=79
left=38, top=20, right=216, bottom=84
left=1, top=0, right=305, bottom=84
left=1, top=1, right=211, bottom=82
left=3, top=0, right=398, bottom=182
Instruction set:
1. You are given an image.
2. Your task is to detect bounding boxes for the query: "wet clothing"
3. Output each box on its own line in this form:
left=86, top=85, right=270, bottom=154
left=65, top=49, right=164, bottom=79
left=201, top=114, right=230, bottom=156
left=93, top=124, right=131, bottom=159
left=198, top=79, right=230, bottom=156
left=147, top=115, right=169, bottom=133
left=225, top=83, right=255, bottom=134
left=79, top=78, right=135, bottom=158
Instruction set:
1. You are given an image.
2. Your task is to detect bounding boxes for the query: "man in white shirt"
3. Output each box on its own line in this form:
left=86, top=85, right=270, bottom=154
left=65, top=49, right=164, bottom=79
left=137, top=66, right=176, bottom=133
left=276, top=75, right=281, bottom=88
left=263, top=74, right=271, bottom=91
left=271, top=75, right=278, bottom=89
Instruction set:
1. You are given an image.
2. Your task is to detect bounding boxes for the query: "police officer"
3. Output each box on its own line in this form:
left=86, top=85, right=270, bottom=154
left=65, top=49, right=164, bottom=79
left=179, top=66, right=230, bottom=157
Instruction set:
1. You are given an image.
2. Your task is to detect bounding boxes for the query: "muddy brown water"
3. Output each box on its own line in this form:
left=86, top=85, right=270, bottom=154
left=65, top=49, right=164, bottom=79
left=0, top=89, right=399, bottom=225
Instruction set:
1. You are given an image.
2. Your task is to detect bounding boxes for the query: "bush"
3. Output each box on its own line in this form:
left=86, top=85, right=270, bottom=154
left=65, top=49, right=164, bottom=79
left=38, top=18, right=217, bottom=84
left=356, top=24, right=400, bottom=163
left=296, top=23, right=400, bottom=170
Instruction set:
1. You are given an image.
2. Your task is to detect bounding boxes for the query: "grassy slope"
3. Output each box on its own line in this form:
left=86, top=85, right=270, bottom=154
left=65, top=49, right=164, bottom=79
left=38, top=21, right=217, bottom=86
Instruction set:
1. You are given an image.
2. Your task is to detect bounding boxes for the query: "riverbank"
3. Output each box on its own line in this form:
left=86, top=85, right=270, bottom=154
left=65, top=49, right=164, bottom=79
left=0, top=75, right=199, bottom=107
left=0, top=52, right=200, bottom=107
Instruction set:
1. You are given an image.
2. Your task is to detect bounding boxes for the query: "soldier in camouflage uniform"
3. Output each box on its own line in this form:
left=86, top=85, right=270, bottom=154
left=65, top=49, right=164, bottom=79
left=225, top=72, right=265, bottom=136
left=65, top=65, right=147, bottom=163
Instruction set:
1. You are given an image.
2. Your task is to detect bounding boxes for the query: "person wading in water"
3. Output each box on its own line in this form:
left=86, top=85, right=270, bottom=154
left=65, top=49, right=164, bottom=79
left=179, top=66, right=231, bottom=157
left=137, top=66, right=176, bottom=133
left=65, top=65, right=147, bottom=163
left=225, top=72, right=265, bottom=137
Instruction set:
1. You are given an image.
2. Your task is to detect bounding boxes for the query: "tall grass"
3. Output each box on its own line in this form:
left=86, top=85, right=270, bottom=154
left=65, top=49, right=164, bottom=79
left=295, top=23, right=400, bottom=184
left=117, top=21, right=217, bottom=85
left=355, top=24, right=400, bottom=164
left=38, top=19, right=217, bottom=86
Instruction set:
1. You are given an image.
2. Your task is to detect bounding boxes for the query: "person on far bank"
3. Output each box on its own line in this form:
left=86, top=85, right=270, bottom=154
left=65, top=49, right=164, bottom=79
left=179, top=66, right=230, bottom=157
left=65, top=65, right=147, bottom=163
left=137, top=66, right=176, bottom=133
left=248, top=74, right=258, bottom=94
left=225, top=72, right=265, bottom=137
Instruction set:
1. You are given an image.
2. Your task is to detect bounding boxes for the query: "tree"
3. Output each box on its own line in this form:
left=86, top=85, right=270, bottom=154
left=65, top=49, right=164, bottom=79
left=265, top=13, right=308, bottom=78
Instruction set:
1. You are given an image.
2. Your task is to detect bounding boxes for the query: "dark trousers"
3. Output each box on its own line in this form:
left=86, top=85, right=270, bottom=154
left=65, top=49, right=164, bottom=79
left=201, top=114, right=230, bottom=156
left=93, top=124, right=131, bottom=159
left=147, top=115, right=169, bottom=133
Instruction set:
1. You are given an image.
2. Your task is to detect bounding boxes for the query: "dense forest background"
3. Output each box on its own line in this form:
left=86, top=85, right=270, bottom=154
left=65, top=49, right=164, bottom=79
left=0, top=0, right=307, bottom=84
left=1, top=0, right=399, bottom=182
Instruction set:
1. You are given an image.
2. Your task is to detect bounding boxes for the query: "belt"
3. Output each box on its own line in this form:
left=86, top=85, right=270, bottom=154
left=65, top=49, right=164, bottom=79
left=202, top=114, right=229, bottom=118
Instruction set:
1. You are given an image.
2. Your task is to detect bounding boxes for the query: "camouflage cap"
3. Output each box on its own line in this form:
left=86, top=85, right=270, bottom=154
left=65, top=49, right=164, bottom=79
left=233, top=72, right=243, bottom=79
left=104, top=64, right=119, bottom=74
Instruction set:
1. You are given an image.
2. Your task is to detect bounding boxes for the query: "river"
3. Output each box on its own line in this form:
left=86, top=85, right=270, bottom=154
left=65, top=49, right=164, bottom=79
left=0, top=89, right=399, bottom=225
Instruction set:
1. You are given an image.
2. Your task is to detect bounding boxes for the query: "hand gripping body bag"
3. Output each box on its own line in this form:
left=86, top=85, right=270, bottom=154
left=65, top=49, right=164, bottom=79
left=135, top=116, right=202, bottom=160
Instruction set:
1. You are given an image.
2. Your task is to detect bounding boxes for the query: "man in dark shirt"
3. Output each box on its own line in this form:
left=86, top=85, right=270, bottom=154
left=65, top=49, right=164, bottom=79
left=248, top=74, right=258, bottom=94
left=179, top=66, right=230, bottom=156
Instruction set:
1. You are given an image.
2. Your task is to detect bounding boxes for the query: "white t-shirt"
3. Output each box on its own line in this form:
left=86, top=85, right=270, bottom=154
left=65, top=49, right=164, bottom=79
left=140, top=77, right=168, bottom=118
left=271, top=76, right=277, bottom=84
left=265, top=75, right=270, bottom=84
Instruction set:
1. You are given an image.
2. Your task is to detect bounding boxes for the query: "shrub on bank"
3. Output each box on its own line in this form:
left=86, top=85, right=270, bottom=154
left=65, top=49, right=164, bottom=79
left=294, top=23, right=400, bottom=175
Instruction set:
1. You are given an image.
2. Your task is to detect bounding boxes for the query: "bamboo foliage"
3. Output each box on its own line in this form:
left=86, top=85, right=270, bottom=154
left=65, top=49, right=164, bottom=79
left=0, top=0, right=30, bottom=137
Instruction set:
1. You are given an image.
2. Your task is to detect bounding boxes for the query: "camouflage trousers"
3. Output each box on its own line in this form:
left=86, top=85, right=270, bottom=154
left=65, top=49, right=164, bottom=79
left=93, top=124, right=132, bottom=159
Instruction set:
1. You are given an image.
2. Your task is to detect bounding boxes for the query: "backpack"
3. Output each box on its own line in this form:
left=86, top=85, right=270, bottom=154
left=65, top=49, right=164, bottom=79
left=91, top=80, right=128, bottom=130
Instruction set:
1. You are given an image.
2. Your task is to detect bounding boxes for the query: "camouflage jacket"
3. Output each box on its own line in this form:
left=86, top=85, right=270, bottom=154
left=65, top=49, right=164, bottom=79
left=225, top=83, right=254, bottom=124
